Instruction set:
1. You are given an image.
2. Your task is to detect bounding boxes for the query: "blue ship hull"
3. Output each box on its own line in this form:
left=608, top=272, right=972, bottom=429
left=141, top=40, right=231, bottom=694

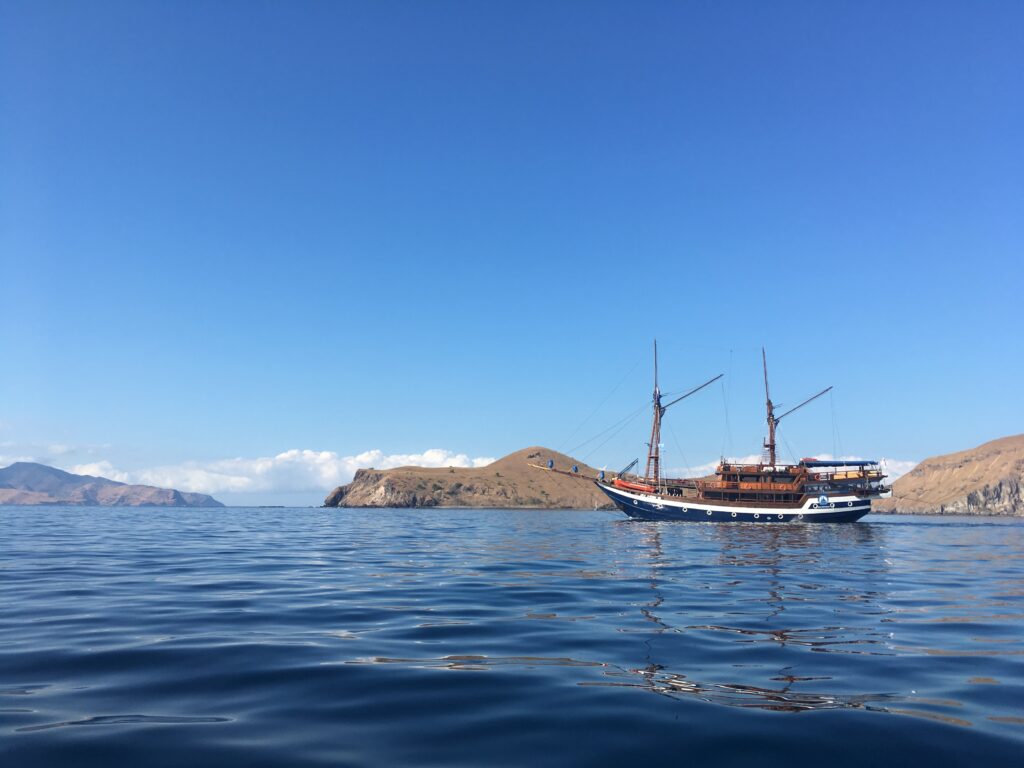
left=597, top=482, right=871, bottom=523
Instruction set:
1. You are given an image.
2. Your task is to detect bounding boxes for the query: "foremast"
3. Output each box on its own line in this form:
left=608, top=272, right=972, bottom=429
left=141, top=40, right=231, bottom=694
left=763, top=348, right=777, bottom=466
left=643, top=340, right=663, bottom=486
left=641, top=339, right=722, bottom=488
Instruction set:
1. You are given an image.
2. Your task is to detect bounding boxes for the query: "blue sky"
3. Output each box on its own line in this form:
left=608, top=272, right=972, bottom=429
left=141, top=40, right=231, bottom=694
left=2, top=1, right=1022, bottom=504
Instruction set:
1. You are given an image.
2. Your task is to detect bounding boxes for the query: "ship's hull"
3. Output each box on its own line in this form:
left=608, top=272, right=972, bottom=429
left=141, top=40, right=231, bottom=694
left=597, top=482, right=872, bottom=523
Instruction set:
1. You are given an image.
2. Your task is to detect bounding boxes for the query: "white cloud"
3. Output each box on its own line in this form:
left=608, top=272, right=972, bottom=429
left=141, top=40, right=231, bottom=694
left=67, top=448, right=496, bottom=495
left=879, top=458, right=918, bottom=481
left=0, top=454, right=38, bottom=467
left=0, top=441, right=111, bottom=468
left=70, top=460, right=131, bottom=482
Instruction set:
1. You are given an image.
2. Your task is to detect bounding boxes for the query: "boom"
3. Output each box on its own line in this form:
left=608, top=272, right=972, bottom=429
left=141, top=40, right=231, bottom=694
left=775, top=386, right=833, bottom=424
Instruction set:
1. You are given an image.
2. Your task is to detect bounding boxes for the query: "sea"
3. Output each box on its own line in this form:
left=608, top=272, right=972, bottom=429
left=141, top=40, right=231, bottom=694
left=2, top=507, right=1022, bottom=767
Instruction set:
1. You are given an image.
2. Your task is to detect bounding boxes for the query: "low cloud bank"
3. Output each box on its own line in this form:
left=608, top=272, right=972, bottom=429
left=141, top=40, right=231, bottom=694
left=69, top=448, right=496, bottom=496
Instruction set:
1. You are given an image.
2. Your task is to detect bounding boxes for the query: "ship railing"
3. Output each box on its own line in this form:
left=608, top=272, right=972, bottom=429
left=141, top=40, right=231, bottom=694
left=698, top=480, right=801, bottom=492
left=616, top=475, right=700, bottom=490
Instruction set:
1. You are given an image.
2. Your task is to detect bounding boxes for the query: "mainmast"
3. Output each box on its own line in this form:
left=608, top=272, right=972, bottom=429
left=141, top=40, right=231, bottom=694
left=644, top=340, right=663, bottom=484
left=761, top=347, right=832, bottom=467
left=763, top=347, right=777, bottom=466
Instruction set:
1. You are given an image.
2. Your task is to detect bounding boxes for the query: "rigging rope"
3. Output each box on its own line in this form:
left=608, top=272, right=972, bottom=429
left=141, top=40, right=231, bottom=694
left=566, top=400, right=648, bottom=457
left=579, top=406, right=647, bottom=463
left=557, top=357, right=641, bottom=454
left=666, top=420, right=692, bottom=478
left=781, top=433, right=798, bottom=465
left=830, top=389, right=845, bottom=459
left=719, top=372, right=733, bottom=460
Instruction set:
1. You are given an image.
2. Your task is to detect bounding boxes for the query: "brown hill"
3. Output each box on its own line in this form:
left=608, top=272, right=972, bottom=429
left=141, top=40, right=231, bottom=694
left=323, top=447, right=614, bottom=509
left=876, top=435, right=1024, bottom=516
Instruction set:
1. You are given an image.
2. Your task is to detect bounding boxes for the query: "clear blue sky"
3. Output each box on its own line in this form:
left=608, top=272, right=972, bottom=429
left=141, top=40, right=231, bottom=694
left=2, top=1, right=1022, bottom=503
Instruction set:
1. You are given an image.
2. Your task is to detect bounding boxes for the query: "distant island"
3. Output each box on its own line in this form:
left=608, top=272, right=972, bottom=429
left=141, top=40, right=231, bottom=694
left=325, top=447, right=614, bottom=510
left=326, top=437, right=1024, bottom=517
left=0, top=462, right=223, bottom=507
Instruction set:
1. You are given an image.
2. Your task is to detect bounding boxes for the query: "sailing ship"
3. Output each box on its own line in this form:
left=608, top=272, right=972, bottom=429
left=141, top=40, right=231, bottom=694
left=594, top=345, right=889, bottom=522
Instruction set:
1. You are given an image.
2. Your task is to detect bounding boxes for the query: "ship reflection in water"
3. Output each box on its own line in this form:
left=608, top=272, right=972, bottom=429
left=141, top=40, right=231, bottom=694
left=343, top=517, right=1022, bottom=734
left=587, top=523, right=934, bottom=717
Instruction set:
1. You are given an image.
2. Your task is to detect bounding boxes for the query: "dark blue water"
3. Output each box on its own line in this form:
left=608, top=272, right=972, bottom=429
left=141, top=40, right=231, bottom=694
left=2, top=508, right=1022, bottom=767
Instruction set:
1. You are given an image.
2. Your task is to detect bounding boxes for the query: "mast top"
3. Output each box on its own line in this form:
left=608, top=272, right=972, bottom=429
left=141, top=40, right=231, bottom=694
left=653, top=338, right=659, bottom=397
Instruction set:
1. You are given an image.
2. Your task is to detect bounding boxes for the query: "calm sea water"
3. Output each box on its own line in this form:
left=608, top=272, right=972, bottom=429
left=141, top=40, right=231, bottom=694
left=1, top=507, right=1022, bottom=767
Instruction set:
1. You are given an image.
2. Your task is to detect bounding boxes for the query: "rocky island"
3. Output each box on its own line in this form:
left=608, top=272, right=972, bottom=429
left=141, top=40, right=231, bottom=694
left=878, top=434, right=1023, bottom=516
left=324, top=447, right=613, bottom=509
left=0, top=462, right=224, bottom=507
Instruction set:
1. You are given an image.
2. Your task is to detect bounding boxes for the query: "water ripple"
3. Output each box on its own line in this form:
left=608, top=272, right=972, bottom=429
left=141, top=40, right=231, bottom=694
left=2, top=507, right=1023, bottom=766
left=18, top=715, right=232, bottom=732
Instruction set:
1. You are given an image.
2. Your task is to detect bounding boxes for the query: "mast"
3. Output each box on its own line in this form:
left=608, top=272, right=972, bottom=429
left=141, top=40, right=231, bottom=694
left=762, top=347, right=832, bottom=466
left=642, top=340, right=723, bottom=486
left=763, top=347, right=777, bottom=466
left=644, top=339, right=662, bottom=484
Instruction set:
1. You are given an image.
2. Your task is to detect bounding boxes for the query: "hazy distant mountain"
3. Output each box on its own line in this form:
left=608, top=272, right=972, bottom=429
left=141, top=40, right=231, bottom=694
left=0, top=462, right=224, bottom=507
left=324, top=447, right=614, bottom=509
left=876, top=435, right=1023, bottom=516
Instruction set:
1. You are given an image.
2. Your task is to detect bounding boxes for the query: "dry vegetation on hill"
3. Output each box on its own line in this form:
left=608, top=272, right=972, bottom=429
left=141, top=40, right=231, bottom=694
left=324, top=447, right=614, bottom=509
left=877, top=434, right=1024, bottom=516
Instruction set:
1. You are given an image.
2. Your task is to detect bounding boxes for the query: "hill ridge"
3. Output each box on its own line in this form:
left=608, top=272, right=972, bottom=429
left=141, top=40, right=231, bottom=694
left=324, top=446, right=612, bottom=509
left=878, top=434, right=1024, bottom=515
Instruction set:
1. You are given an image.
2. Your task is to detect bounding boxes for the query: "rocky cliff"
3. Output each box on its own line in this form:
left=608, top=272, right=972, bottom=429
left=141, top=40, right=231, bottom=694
left=876, top=434, right=1024, bottom=516
left=0, top=462, right=224, bottom=507
left=324, top=447, right=614, bottom=509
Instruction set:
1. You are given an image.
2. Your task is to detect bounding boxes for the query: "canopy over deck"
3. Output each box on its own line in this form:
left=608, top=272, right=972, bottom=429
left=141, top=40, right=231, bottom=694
left=800, top=459, right=878, bottom=468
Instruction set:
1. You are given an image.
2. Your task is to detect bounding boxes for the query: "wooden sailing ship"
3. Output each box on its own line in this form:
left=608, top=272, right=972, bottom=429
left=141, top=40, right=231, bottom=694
left=591, top=344, right=890, bottom=522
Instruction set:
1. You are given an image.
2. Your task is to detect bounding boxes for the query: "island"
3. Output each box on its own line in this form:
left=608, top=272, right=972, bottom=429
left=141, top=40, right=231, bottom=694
left=324, top=447, right=613, bottom=509
left=0, top=462, right=224, bottom=507
left=878, top=434, right=1023, bottom=516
